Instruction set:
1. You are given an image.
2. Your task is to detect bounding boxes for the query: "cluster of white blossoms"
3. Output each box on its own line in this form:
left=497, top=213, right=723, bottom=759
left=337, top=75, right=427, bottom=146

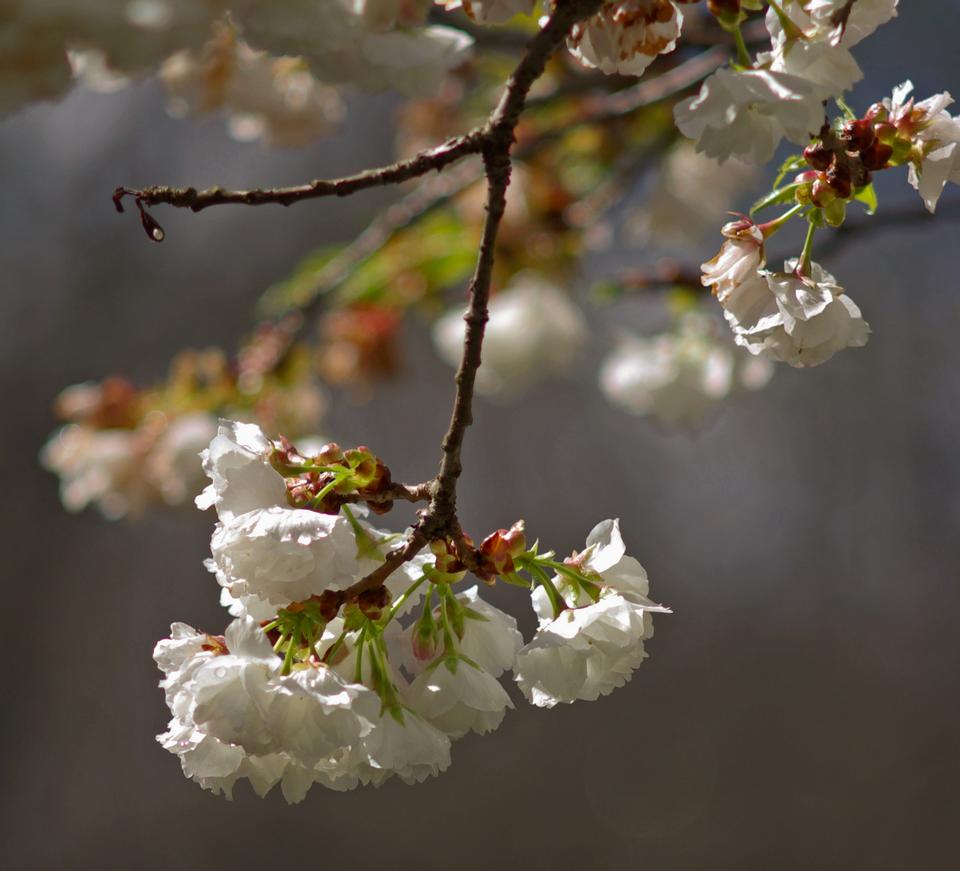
left=599, top=312, right=773, bottom=426
left=155, top=420, right=666, bottom=800
left=159, top=22, right=346, bottom=148
left=675, top=0, right=899, bottom=165
left=41, top=404, right=218, bottom=519
left=0, top=0, right=473, bottom=135
left=701, top=218, right=869, bottom=368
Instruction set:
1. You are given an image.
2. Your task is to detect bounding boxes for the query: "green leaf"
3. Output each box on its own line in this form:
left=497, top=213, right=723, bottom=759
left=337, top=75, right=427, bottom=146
left=853, top=183, right=878, bottom=215
left=750, top=181, right=803, bottom=216
left=771, top=154, right=807, bottom=190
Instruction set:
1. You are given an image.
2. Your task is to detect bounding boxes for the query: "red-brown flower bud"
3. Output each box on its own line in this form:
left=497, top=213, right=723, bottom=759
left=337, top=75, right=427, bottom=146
left=804, top=142, right=834, bottom=171
left=843, top=118, right=876, bottom=153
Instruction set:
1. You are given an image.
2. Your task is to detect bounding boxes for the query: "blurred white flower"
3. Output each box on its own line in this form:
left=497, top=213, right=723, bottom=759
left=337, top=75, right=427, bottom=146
left=437, top=0, right=534, bottom=24
left=433, top=274, right=588, bottom=398
left=799, top=0, right=898, bottom=47
left=145, top=412, right=218, bottom=506
left=630, top=142, right=758, bottom=248
left=160, top=25, right=345, bottom=148
left=40, top=424, right=146, bottom=519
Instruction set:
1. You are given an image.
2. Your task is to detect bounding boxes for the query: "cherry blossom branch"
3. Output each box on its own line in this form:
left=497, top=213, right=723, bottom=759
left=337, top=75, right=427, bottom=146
left=112, top=131, right=485, bottom=216
left=338, top=0, right=604, bottom=600
left=427, top=0, right=603, bottom=525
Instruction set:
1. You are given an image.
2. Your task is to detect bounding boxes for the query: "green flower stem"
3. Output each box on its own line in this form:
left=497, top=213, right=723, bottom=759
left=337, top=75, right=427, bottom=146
left=762, top=203, right=805, bottom=236
left=342, top=505, right=383, bottom=561
left=800, top=220, right=818, bottom=275
left=733, top=24, right=752, bottom=68
left=354, top=623, right=368, bottom=684
left=526, top=562, right=566, bottom=619
left=439, top=588, right=457, bottom=654
left=273, top=632, right=288, bottom=654
left=260, top=619, right=280, bottom=634
left=383, top=574, right=427, bottom=626
left=321, top=626, right=349, bottom=664
left=766, top=0, right=802, bottom=38
left=281, top=624, right=300, bottom=675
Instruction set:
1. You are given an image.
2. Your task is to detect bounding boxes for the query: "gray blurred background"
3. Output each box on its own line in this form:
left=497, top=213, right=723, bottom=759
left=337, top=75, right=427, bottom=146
left=2, top=5, right=959, bottom=869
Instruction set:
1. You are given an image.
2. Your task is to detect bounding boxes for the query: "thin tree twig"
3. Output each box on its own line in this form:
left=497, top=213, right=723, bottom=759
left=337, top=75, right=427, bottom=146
left=113, top=131, right=486, bottom=215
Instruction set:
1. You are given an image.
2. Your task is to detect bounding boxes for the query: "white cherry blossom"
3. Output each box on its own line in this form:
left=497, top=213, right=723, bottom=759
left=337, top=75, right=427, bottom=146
left=804, top=0, right=898, bottom=47
left=515, top=590, right=664, bottom=707
left=886, top=83, right=960, bottom=214
left=517, top=520, right=667, bottom=706
left=674, top=67, right=824, bottom=165
left=566, top=0, right=685, bottom=78
left=407, top=657, right=513, bottom=738
left=206, top=507, right=380, bottom=607
left=195, top=420, right=287, bottom=522
left=733, top=260, right=870, bottom=368
left=350, top=707, right=452, bottom=785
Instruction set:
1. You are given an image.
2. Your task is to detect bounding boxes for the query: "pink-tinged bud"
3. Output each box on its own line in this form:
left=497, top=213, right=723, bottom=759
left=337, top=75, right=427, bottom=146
left=843, top=119, right=876, bottom=153
left=804, top=142, right=834, bottom=171
left=865, top=103, right=889, bottom=124
left=811, top=176, right=836, bottom=207
left=315, top=442, right=344, bottom=465
left=478, top=520, right=527, bottom=577
left=412, top=608, right=438, bottom=661
left=720, top=214, right=761, bottom=241
left=412, top=628, right=438, bottom=662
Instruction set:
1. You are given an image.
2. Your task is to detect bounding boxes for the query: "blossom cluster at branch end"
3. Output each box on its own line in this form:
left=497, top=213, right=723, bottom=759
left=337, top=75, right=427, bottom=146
left=154, top=420, right=669, bottom=800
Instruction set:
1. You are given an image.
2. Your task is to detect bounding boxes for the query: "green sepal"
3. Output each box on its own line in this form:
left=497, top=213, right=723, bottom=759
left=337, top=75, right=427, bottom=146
left=852, top=183, right=878, bottom=215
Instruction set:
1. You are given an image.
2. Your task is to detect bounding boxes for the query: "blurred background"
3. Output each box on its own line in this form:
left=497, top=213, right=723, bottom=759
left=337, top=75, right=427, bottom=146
left=2, top=4, right=959, bottom=869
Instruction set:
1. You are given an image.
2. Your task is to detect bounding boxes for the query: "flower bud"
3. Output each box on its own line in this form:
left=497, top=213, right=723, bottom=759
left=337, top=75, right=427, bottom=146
left=842, top=119, right=876, bottom=153
left=707, top=0, right=742, bottom=29
left=860, top=140, right=894, bottom=171
left=824, top=198, right=847, bottom=228
left=478, top=520, right=527, bottom=577
left=873, top=122, right=898, bottom=146
left=826, top=165, right=853, bottom=200
left=357, top=585, right=390, bottom=621
left=811, top=175, right=837, bottom=207
left=865, top=102, right=889, bottom=124
left=804, top=142, right=834, bottom=171
left=412, top=610, right=439, bottom=661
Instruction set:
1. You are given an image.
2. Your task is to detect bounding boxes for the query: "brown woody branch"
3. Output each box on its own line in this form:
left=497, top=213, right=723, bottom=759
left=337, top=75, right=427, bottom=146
left=339, top=0, right=604, bottom=602
left=113, top=131, right=485, bottom=216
